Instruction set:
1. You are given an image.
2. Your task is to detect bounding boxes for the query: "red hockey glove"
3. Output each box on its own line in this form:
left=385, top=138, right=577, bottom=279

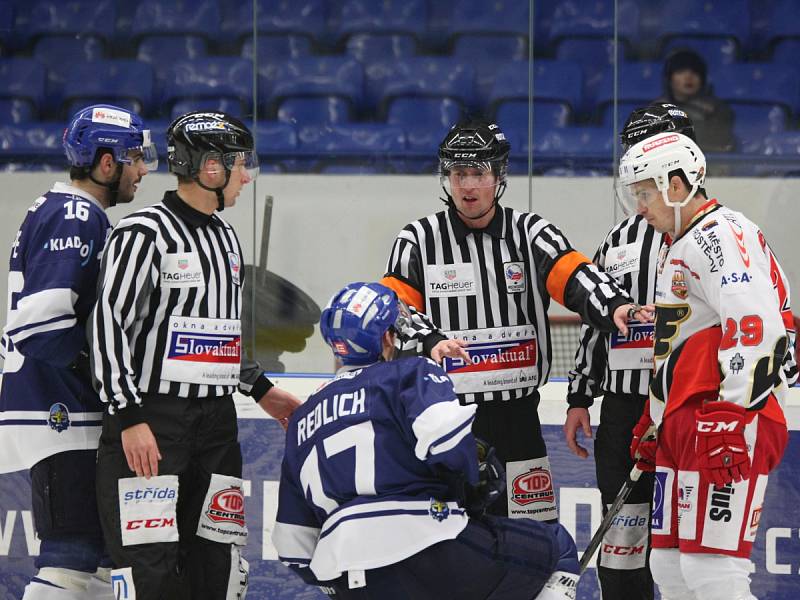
left=695, top=401, right=751, bottom=488
left=630, top=400, right=657, bottom=472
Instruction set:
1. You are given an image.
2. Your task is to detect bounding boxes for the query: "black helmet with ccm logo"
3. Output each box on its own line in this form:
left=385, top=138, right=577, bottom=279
left=438, top=117, right=511, bottom=178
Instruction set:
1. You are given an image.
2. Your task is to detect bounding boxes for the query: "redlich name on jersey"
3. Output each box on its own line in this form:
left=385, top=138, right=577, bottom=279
left=297, top=388, right=367, bottom=445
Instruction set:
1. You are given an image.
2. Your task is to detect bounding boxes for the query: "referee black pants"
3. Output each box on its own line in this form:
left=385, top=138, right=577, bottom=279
left=472, top=393, right=549, bottom=519
left=96, top=395, right=245, bottom=600
left=594, top=392, right=654, bottom=600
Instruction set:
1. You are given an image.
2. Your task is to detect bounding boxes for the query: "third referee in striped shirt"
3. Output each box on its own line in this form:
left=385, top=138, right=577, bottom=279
left=381, top=117, right=652, bottom=520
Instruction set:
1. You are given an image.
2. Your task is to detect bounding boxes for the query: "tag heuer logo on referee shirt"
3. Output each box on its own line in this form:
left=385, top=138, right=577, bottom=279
left=444, top=269, right=457, bottom=280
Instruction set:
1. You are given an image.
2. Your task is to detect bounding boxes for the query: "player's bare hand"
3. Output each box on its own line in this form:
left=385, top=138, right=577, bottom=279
left=258, top=386, right=302, bottom=430
left=121, top=422, right=161, bottom=479
left=613, top=303, right=655, bottom=336
left=563, top=407, right=592, bottom=459
left=431, top=339, right=471, bottom=365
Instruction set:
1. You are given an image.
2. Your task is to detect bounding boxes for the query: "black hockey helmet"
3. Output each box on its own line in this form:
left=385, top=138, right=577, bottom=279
left=438, top=117, right=510, bottom=178
left=167, top=111, right=258, bottom=211
left=619, top=103, right=696, bottom=149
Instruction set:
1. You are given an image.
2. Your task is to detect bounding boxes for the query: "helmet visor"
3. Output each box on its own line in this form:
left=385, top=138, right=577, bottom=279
left=439, top=163, right=503, bottom=195
left=200, top=150, right=260, bottom=180
left=618, top=178, right=661, bottom=216
left=123, top=143, right=158, bottom=171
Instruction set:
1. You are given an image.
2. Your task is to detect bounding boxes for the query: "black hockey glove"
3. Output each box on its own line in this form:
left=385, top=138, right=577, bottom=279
left=464, top=438, right=506, bottom=518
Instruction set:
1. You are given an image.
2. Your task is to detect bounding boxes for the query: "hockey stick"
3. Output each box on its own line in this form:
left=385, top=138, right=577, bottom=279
left=578, top=424, right=657, bottom=574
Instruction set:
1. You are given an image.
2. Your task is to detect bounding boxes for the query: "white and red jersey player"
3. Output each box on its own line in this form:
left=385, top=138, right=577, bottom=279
left=619, top=132, right=794, bottom=600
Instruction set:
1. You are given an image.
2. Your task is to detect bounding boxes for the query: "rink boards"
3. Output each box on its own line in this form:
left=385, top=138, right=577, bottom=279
left=1, top=379, right=798, bottom=600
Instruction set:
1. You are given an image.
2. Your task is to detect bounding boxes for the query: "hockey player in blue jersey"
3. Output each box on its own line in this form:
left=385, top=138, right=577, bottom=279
left=272, top=282, right=580, bottom=599
left=0, top=104, right=156, bottom=599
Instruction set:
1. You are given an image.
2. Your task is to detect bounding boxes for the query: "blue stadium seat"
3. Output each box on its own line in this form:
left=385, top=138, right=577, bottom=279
left=451, top=33, right=528, bottom=62
left=494, top=100, right=571, bottom=132
left=387, top=97, right=463, bottom=131
left=61, top=60, right=155, bottom=118
left=345, top=33, right=418, bottom=62
left=170, top=99, right=246, bottom=121
left=547, top=0, right=640, bottom=45
left=131, top=1, right=221, bottom=43
left=711, top=63, right=800, bottom=113
left=297, top=123, right=406, bottom=173
left=654, top=0, right=750, bottom=48
left=259, top=57, right=363, bottom=116
left=600, top=101, right=650, bottom=130
left=33, top=37, right=106, bottom=114
left=241, top=34, right=313, bottom=62
left=364, top=57, right=475, bottom=115
left=588, top=62, right=663, bottom=116
left=535, top=126, right=614, bottom=156
left=771, top=38, right=800, bottom=65
left=488, top=60, right=583, bottom=114
left=754, top=0, right=800, bottom=50
left=159, top=58, right=253, bottom=117
left=0, top=99, right=35, bottom=124
left=555, top=37, right=625, bottom=73
left=661, top=38, right=740, bottom=70
left=138, top=36, right=208, bottom=64
left=0, top=2, right=13, bottom=51
left=277, top=97, right=353, bottom=126
left=34, top=36, right=106, bottom=64
left=730, top=102, right=788, bottom=154
left=0, top=58, right=45, bottom=117
left=447, top=0, right=529, bottom=38
left=762, top=131, right=800, bottom=155
left=222, top=0, right=326, bottom=42
left=27, top=0, right=116, bottom=46
left=331, top=0, right=427, bottom=42
left=255, top=120, right=299, bottom=172
left=0, top=123, right=66, bottom=162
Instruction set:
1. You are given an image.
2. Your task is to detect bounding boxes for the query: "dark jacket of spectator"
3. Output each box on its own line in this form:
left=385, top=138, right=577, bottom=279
left=656, top=49, right=736, bottom=153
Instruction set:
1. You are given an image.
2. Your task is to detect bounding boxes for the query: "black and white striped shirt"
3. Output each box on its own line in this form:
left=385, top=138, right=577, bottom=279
left=568, top=215, right=663, bottom=406
left=91, top=191, right=272, bottom=428
left=382, top=205, right=630, bottom=404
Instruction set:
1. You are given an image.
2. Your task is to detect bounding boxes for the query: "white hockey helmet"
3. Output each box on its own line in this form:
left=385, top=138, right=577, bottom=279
left=618, top=133, right=706, bottom=230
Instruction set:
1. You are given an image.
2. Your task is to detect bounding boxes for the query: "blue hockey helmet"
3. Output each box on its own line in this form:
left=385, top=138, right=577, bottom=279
left=320, top=282, right=401, bottom=365
left=63, top=104, right=158, bottom=169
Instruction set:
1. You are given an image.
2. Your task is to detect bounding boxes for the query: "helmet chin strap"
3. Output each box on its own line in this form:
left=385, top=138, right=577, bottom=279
left=195, top=169, right=232, bottom=212
left=660, top=183, right=698, bottom=239
left=89, top=163, right=123, bottom=207
left=439, top=180, right=507, bottom=223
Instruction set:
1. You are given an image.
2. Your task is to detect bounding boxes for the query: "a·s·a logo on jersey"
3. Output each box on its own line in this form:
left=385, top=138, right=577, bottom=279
left=48, top=402, right=70, bottom=433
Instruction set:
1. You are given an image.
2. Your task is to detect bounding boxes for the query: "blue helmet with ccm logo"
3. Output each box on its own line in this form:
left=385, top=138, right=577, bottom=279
left=320, top=282, right=402, bottom=366
left=63, top=104, right=158, bottom=169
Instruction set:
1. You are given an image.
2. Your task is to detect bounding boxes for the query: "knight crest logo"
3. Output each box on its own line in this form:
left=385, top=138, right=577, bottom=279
left=429, top=498, right=450, bottom=522
left=48, top=402, right=71, bottom=433
left=444, top=269, right=457, bottom=281
left=207, top=487, right=245, bottom=527
left=177, top=259, right=189, bottom=270
left=505, top=263, right=523, bottom=281
left=671, top=270, right=688, bottom=299
left=511, top=467, right=554, bottom=506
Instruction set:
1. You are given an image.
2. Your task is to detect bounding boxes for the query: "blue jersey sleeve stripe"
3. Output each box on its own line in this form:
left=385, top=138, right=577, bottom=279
left=6, top=313, right=75, bottom=340
left=428, top=415, right=474, bottom=456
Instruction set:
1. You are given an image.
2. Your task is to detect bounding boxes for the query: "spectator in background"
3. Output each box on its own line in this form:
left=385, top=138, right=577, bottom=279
left=657, top=49, right=736, bottom=153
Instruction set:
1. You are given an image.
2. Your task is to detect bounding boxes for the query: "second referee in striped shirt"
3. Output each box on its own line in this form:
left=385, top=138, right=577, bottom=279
left=381, top=117, right=652, bottom=521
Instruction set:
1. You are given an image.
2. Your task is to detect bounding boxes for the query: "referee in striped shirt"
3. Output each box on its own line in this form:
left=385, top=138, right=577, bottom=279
left=91, top=112, right=301, bottom=600
left=381, top=117, right=652, bottom=520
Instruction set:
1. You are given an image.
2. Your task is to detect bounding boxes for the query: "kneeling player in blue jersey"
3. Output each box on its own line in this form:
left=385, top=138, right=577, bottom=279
left=272, top=282, right=580, bottom=599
